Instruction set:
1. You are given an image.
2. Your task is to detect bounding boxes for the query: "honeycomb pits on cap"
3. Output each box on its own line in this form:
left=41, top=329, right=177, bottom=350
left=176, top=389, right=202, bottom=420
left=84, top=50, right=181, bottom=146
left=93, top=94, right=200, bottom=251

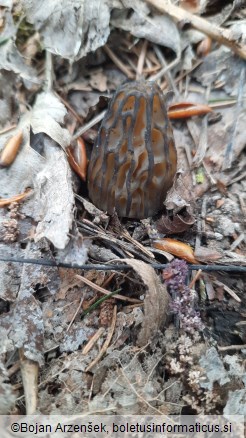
left=88, top=81, right=177, bottom=219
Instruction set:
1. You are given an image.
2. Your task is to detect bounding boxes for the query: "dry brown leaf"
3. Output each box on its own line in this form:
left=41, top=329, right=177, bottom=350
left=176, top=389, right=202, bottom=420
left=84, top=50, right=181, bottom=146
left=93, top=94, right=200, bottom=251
left=156, top=210, right=195, bottom=234
left=0, top=130, right=23, bottom=167
left=67, top=137, right=87, bottom=181
left=164, top=173, right=194, bottom=214
left=153, top=238, right=199, bottom=264
left=194, top=246, right=222, bottom=262
left=120, top=259, right=169, bottom=347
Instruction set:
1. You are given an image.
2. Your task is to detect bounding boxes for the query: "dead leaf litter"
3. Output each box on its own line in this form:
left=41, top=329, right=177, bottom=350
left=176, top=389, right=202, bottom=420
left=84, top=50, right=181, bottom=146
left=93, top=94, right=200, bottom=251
left=0, top=0, right=245, bottom=417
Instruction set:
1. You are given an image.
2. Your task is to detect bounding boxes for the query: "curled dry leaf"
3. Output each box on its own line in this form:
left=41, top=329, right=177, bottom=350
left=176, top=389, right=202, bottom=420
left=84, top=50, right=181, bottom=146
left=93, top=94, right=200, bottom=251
left=0, top=130, right=23, bottom=167
left=34, top=137, right=74, bottom=250
left=153, top=238, right=199, bottom=264
left=156, top=210, right=195, bottom=234
left=67, top=137, right=87, bottom=181
left=30, top=92, right=71, bottom=150
left=168, top=102, right=212, bottom=119
left=120, top=259, right=169, bottom=347
left=164, top=173, right=194, bottom=214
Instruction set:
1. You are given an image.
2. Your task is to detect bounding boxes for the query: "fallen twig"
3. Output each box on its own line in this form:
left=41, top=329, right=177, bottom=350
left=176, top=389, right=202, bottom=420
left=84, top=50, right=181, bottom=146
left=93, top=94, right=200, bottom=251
left=76, top=274, right=141, bottom=304
left=82, top=327, right=105, bottom=355
left=147, top=0, right=246, bottom=60
left=85, top=305, right=117, bottom=372
left=214, top=279, right=241, bottom=303
left=218, top=344, right=246, bottom=352
left=72, top=110, right=107, bottom=142
left=19, top=348, right=38, bottom=414
left=103, top=44, right=135, bottom=79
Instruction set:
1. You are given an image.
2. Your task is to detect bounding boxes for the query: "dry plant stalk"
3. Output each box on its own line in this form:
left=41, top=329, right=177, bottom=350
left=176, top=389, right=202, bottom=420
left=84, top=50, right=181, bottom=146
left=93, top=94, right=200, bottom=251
left=82, top=327, right=105, bottom=355
left=19, top=348, right=38, bottom=414
left=85, top=305, right=117, bottom=372
left=75, top=274, right=142, bottom=304
left=147, top=0, right=246, bottom=60
left=0, top=189, right=32, bottom=207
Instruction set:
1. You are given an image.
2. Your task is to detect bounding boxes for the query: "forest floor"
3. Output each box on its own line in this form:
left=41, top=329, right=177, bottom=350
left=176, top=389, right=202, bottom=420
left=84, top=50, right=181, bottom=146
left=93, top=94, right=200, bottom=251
left=0, top=0, right=245, bottom=421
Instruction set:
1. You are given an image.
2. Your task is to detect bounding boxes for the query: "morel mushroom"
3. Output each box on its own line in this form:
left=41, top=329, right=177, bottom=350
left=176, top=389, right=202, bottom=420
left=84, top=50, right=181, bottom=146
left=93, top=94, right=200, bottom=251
left=88, top=81, right=177, bottom=219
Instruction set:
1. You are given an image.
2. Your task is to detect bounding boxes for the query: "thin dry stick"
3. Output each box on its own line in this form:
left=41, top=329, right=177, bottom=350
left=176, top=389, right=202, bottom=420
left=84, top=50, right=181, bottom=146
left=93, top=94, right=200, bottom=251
left=154, top=45, right=178, bottom=90
left=175, top=60, right=203, bottom=86
left=136, top=39, right=148, bottom=80
left=82, top=327, right=105, bottom=355
left=8, top=361, right=20, bottom=377
left=121, top=231, right=155, bottom=259
left=149, top=51, right=180, bottom=88
left=214, top=279, right=241, bottom=303
left=183, top=143, right=193, bottom=168
left=189, top=269, right=202, bottom=289
left=125, top=56, right=138, bottom=73
left=229, top=170, right=246, bottom=185
left=72, top=109, right=107, bottom=142
left=230, top=233, right=245, bottom=251
left=103, top=45, right=135, bottom=79
left=209, top=100, right=237, bottom=109
left=202, top=160, right=216, bottom=185
left=218, top=344, right=246, bottom=352
left=238, top=193, right=246, bottom=218
left=0, top=124, right=16, bottom=135
left=195, top=218, right=202, bottom=253
left=75, top=274, right=142, bottom=304
left=66, top=297, right=83, bottom=332
left=19, top=349, right=38, bottom=414
left=56, top=92, right=84, bottom=125
left=147, top=0, right=246, bottom=60
left=44, top=50, right=53, bottom=92
left=101, top=272, right=116, bottom=289
left=86, top=305, right=117, bottom=372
